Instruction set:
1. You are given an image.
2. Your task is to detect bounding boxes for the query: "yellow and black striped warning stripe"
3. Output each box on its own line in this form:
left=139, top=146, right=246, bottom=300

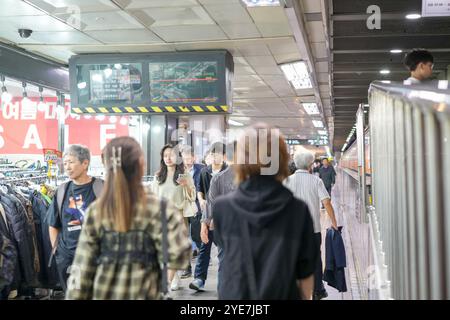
left=71, top=105, right=229, bottom=114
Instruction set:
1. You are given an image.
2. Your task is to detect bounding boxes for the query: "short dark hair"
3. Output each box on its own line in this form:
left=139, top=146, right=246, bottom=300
left=209, top=142, right=226, bottom=155
left=404, top=49, right=434, bottom=71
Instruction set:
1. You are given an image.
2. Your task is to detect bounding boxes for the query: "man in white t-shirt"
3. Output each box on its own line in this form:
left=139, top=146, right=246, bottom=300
left=403, top=49, right=434, bottom=85
left=284, top=149, right=338, bottom=300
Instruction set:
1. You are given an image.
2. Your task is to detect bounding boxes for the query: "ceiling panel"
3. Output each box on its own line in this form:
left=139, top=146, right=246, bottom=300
left=302, top=0, right=322, bottom=13
left=198, top=0, right=241, bottom=4
left=203, top=3, right=254, bottom=24
left=116, top=0, right=199, bottom=8
left=239, top=43, right=272, bottom=56
left=0, top=0, right=45, bottom=16
left=315, top=61, right=328, bottom=73
left=0, top=15, right=75, bottom=32
left=26, top=0, right=118, bottom=14
left=311, top=42, right=328, bottom=58
left=245, top=55, right=277, bottom=68
left=254, top=23, right=293, bottom=38
left=273, top=52, right=302, bottom=64
left=174, top=41, right=242, bottom=56
left=307, top=21, right=326, bottom=42
left=150, top=25, right=228, bottom=42
left=248, top=7, right=292, bottom=37
left=86, top=29, right=163, bottom=44
left=30, top=31, right=100, bottom=44
left=220, top=23, right=261, bottom=39
left=134, top=6, right=215, bottom=27
left=56, top=10, right=144, bottom=31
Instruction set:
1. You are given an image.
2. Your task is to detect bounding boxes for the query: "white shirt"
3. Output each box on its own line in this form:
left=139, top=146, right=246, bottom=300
left=404, top=77, right=421, bottom=85
left=284, top=169, right=330, bottom=233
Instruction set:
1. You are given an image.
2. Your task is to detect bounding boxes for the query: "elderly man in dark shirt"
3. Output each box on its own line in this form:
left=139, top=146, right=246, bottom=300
left=319, top=158, right=336, bottom=197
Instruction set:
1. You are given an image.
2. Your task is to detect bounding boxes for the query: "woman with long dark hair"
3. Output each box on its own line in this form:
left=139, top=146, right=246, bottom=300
left=152, top=144, right=196, bottom=291
left=66, top=137, right=190, bottom=299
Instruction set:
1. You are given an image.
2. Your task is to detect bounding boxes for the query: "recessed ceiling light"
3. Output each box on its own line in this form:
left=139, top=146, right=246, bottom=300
left=241, top=0, right=280, bottom=7
left=406, top=13, right=421, bottom=20
left=312, top=120, right=324, bottom=128
left=280, top=61, right=312, bottom=90
left=390, top=49, right=403, bottom=54
left=380, top=69, right=390, bottom=74
left=228, top=119, right=244, bottom=127
left=303, top=103, right=320, bottom=115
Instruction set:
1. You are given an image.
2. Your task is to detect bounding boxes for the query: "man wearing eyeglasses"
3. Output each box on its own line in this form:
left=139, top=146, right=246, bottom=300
left=404, top=49, right=434, bottom=84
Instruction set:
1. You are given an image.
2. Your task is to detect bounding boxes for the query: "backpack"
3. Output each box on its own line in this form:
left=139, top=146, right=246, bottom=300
left=0, top=234, right=18, bottom=291
left=56, top=178, right=104, bottom=220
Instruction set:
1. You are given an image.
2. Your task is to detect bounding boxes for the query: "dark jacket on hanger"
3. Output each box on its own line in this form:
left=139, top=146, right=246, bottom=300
left=30, top=191, right=59, bottom=288
left=0, top=194, right=36, bottom=287
left=323, top=227, right=347, bottom=292
left=213, top=175, right=317, bottom=300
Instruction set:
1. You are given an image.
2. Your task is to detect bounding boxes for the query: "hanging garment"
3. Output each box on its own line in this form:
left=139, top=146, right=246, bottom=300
left=323, top=227, right=347, bottom=292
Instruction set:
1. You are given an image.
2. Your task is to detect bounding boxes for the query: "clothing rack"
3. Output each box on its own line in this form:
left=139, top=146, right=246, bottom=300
left=0, top=175, right=49, bottom=184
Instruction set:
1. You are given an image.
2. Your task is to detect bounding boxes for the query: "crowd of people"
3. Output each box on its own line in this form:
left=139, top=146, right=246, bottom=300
left=46, top=124, right=341, bottom=300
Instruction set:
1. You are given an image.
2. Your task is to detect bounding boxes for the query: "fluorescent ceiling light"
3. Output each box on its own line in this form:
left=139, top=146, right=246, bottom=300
left=228, top=119, right=244, bottom=127
left=312, top=120, right=324, bottom=128
left=280, top=61, right=313, bottom=90
left=381, top=80, right=391, bottom=84
left=406, top=13, right=421, bottom=20
left=241, top=0, right=280, bottom=7
left=303, top=103, right=320, bottom=115
left=380, top=69, right=390, bottom=74
left=390, top=49, right=403, bottom=54
left=318, top=130, right=327, bottom=135
left=341, top=143, right=348, bottom=152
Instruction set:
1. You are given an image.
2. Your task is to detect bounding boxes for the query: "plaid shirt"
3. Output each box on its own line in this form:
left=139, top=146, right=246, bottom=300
left=65, top=193, right=191, bottom=300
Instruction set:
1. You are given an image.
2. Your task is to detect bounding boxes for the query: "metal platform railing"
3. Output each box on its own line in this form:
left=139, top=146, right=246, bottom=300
left=368, top=80, right=450, bottom=300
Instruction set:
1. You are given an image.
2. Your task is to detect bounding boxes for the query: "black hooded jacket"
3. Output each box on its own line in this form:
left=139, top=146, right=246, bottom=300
left=213, top=175, right=317, bottom=300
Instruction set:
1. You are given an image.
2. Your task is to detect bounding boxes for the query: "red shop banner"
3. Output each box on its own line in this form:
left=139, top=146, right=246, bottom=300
left=0, top=97, right=130, bottom=156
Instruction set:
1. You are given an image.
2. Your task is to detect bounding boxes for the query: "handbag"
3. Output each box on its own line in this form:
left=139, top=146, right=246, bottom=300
left=182, top=199, right=196, bottom=218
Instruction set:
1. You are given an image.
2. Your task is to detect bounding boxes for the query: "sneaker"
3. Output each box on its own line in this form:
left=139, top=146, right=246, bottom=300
left=180, top=269, right=192, bottom=279
left=170, top=274, right=180, bottom=291
left=189, top=278, right=205, bottom=291
left=313, top=290, right=328, bottom=300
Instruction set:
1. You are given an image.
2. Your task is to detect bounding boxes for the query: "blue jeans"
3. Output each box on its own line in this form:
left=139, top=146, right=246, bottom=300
left=194, top=230, right=214, bottom=281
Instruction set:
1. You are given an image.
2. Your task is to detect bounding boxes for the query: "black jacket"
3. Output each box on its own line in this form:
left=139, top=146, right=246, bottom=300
left=323, top=227, right=347, bottom=292
left=30, top=191, right=59, bottom=288
left=0, top=193, right=36, bottom=288
left=213, top=175, right=317, bottom=300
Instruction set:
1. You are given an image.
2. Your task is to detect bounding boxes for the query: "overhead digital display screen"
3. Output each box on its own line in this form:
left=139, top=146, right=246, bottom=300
left=69, top=51, right=234, bottom=114
left=149, top=61, right=219, bottom=103
left=76, top=63, right=143, bottom=104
